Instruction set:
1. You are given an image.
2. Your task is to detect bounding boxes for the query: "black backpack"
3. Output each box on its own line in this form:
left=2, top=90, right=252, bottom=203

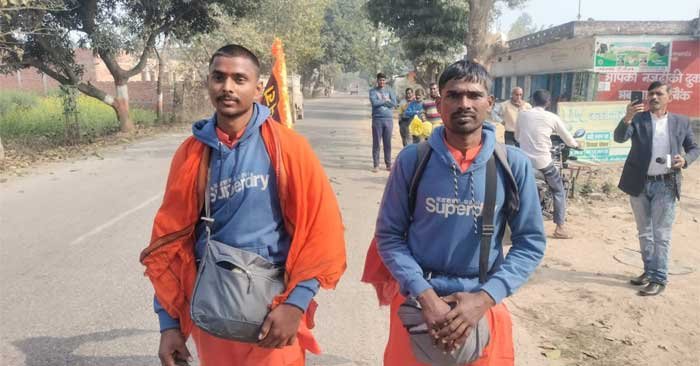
left=407, top=141, right=520, bottom=283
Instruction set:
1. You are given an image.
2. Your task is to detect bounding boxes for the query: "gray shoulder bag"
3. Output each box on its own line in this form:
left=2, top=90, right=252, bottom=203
left=397, top=143, right=501, bottom=365
left=190, top=164, right=286, bottom=343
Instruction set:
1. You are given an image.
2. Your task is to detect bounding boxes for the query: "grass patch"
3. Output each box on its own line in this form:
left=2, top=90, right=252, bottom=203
left=0, top=92, right=156, bottom=148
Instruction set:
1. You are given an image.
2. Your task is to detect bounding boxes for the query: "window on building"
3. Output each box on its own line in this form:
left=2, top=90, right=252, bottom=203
left=494, top=77, right=503, bottom=100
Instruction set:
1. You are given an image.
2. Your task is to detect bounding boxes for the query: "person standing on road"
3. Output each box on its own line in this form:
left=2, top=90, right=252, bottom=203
left=140, top=44, right=346, bottom=366
left=494, top=87, right=531, bottom=146
left=363, top=59, right=546, bottom=365
left=614, top=81, right=699, bottom=296
left=398, top=87, right=415, bottom=147
left=422, top=82, right=443, bottom=127
left=404, top=88, right=426, bottom=144
left=515, top=89, right=578, bottom=239
left=369, top=72, right=398, bottom=172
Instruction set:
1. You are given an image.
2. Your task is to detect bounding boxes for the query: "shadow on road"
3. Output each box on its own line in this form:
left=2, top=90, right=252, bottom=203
left=12, top=328, right=159, bottom=366
left=530, top=266, right=633, bottom=290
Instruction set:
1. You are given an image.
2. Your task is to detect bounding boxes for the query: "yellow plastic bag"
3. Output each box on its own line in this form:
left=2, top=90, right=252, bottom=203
left=408, top=115, right=424, bottom=137
left=420, top=121, right=433, bottom=137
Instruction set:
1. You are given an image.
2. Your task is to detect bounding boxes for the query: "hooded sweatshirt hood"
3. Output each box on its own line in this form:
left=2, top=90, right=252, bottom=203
left=374, top=120, right=545, bottom=305
left=192, top=102, right=271, bottom=150
left=426, top=123, right=496, bottom=174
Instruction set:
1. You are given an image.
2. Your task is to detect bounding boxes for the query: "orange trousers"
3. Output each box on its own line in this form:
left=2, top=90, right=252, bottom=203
left=191, top=326, right=305, bottom=366
left=384, top=295, right=514, bottom=366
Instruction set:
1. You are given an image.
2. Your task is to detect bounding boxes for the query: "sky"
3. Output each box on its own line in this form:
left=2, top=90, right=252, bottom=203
left=496, top=0, right=700, bottom=37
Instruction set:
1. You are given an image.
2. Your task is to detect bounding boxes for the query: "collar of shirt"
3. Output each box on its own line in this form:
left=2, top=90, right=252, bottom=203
left=215, top=125, right=247, bottom=148
left=651, top=112, right=668, bottom=123
left=443, top=135, right=483, bottom=173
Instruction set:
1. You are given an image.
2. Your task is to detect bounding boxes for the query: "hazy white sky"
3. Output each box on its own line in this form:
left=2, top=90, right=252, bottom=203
left=496, top=0, right=700, bottom=35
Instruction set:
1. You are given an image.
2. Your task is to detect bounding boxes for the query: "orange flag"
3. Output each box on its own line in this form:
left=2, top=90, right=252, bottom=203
left=262, top=38, right=293, bottom=128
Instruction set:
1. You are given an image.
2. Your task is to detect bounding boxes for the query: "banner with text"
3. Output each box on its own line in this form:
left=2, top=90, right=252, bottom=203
left=558, top=101, right=629, bottom=163
left=596, top=39, right=700, bottom=118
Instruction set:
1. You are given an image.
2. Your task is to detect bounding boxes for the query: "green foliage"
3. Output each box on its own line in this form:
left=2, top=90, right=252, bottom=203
left=321, top=0, right=376, bottom=73
left=507, top=12, right=538, bottom=40
left=0, top=94, right=156, bottom=147
left=1, top=0, right=258, bottom=132
left=0, top=90, right=38, bottom=116
left=578, top=181, right=594, bottom=197
left=365, top=0, right=468, bottom=84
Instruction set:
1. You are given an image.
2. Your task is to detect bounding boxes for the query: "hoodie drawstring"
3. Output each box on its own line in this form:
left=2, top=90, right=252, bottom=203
left=450, top=163, right=479, bottom=236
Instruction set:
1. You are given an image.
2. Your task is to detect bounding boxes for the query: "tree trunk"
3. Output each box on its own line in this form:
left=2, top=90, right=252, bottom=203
left=156, top=50, right=164, bottom=122
left=156, top=35, right=169, bottom=122
left=0, top=136, right=5, bottom=162
left=465, top=0, right=496, bottom=63
left=114, top=83, right=134, bottom=132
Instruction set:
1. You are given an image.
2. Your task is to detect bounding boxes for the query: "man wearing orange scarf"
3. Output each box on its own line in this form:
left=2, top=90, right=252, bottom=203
left=363, top=60, right=546, bottom=365
left=140, top=44, right=346, bottom=366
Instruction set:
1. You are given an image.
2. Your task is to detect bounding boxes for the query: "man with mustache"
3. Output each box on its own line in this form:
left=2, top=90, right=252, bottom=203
left=615, top=81, right=699, bottom=296
left=140, top=44, right=346, bottom=366
left=494, top=87, right=531, bottom=146
left=366, top=59, right=546, bottom=365
left=515, top=89, right=579, bottom=239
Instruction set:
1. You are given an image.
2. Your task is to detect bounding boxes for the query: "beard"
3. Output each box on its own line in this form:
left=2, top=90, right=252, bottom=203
left=447, top=111, right=483, bottom=135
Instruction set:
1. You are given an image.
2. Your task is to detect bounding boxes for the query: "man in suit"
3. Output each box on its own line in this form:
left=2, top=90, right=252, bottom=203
left=614, top=81, right=699, bottom=296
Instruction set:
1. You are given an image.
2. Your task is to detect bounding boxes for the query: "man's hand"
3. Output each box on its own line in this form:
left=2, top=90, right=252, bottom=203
left=672, top=154, right=686, bottom=169
left=623, top=102, right=645, bottom=124
left=416, top=288, right=452, bottom=340
left=257, top=304, right=304, bottom=348
left=435, top=291, right=495, bottom=352
left=158, top=329, right=192, bottom=366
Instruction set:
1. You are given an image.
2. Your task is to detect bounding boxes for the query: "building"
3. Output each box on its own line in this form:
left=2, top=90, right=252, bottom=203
left=490, top=19, right=700, bottom=125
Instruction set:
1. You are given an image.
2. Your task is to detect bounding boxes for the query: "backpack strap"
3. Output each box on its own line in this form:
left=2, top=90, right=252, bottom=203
left=407, top=141, right=516, bottom=284
left=408, top=141, right=432, bottom=220
left=479, top=154, right=497, bottom=284
left=493, top=142, right=520, bottom=214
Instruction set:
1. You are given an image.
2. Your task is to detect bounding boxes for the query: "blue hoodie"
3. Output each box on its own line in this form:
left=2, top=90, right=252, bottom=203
left=375, top=124, right=546, bottom=304
left=155, top=104, right=319, bottom=331
left=369, top=86, right=397, bottom=120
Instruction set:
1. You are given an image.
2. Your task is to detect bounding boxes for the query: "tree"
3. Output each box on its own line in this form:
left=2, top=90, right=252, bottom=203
left=464, top=0, right=527, bottom=64
left=507, top=12, right=538, bottom=40
left=365, top=0, right=467, bottom=85
left=1, top=0, right=256, bottom=132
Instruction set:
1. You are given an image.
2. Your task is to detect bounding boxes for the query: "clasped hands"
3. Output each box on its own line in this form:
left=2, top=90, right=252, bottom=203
left=417, top=289, right=495, bottom=353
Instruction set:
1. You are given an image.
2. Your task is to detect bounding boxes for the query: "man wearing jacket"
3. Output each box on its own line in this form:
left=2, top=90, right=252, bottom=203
left=368, top=60, right=546, bottom=365
left=140, top=44, right=346, bottom=366
left=614, top=81, right=699, bottom=296
left=369, top=72, right=398, bottom=171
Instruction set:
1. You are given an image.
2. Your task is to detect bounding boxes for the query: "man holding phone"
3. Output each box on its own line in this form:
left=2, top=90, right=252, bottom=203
left=614, top=81, right=699, bottom=296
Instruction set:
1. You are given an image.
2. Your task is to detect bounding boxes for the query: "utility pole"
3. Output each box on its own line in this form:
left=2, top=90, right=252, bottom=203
left=577, top=0, right=582, bottom=20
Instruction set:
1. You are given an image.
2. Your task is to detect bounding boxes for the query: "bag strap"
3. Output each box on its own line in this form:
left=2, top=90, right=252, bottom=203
left=493, top=142, right=520, bottom=214
left=408, top=141, right=506, bottom=283
left=479, top=154, right=497, bottom=284
left=202, top=153, right=214, bottom=241
left=408, top=141, right=432, bottom=220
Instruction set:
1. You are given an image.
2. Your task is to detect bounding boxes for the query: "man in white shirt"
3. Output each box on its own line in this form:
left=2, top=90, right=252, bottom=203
left=614, top=81, right=699, bottom=296
left=494, top=87, right=531, bottom=145
left=515, top=89, right=578, bottom=239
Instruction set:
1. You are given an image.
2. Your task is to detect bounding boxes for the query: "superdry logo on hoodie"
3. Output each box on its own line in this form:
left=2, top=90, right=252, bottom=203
left=425, top=196, right=483, bottom=218
left=210, top=172, right=270, bottom=202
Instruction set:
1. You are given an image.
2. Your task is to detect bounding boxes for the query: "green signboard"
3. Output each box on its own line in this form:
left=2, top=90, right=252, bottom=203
left=558, top=101, right=629, bottom=163
left=594, top=38, right=671, bottom=73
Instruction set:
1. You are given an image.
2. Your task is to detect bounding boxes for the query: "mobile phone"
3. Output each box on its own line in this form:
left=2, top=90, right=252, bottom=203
left=631, top=91, right=643, bottom=105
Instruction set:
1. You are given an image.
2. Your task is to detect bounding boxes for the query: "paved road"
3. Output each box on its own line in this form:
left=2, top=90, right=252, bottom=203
left=0, top=95, right=396, bottom=366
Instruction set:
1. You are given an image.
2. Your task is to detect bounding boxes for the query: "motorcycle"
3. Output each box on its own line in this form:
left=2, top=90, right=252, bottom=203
left=536, top=128, right=585, bottom=219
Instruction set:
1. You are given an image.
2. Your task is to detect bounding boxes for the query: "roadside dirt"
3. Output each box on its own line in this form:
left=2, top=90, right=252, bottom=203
left=509, top=163, right=700, bottom=365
